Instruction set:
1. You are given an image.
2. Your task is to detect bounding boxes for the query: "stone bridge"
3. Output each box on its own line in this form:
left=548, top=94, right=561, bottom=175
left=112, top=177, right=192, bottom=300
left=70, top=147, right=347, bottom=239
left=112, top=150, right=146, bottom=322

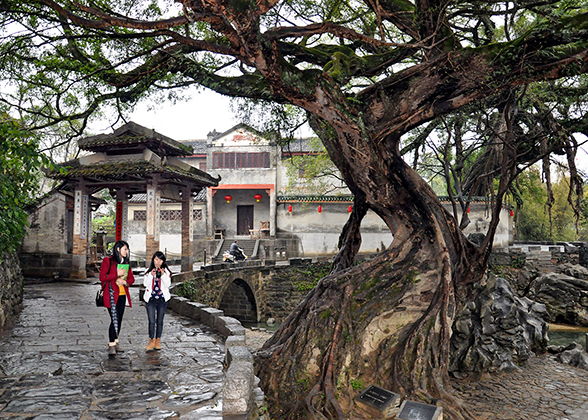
left=171, top=259, right=331, bottom=325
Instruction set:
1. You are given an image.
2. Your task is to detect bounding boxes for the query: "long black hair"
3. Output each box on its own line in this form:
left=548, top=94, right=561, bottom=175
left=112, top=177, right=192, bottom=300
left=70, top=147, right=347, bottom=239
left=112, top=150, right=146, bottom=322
left=111, top=240, right=130, bottom=264
left=145, top=251, right=171, bottom=275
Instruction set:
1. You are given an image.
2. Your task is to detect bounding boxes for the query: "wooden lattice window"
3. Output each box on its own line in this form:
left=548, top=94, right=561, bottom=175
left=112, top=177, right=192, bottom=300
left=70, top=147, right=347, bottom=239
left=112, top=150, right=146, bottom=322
left=134, top=210, right=146, bottom=221
left=133, top=210, right=183, bottom=221
left=213, top=152, right=269, bottom=168
left=193, top=209, right=203, bottom=220
left=161, top=210, right=182, bottom=221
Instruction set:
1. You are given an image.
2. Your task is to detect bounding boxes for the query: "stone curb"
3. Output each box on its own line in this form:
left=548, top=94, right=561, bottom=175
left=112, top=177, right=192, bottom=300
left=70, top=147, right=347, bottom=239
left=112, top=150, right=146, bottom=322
left=167, top=294, right=263, bottom=418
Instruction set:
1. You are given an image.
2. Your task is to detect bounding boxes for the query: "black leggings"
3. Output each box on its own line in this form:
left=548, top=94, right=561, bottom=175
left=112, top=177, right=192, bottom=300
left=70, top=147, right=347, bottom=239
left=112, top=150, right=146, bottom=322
left=108, top=295, right=126, bottom=343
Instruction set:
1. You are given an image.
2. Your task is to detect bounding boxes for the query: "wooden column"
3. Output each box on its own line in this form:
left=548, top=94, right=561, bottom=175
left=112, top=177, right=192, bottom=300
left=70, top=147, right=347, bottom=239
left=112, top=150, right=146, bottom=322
left=207, top=188, right=215, bottom=237
left=181, top=188, right=194, bottom=272
left=269, top=186, right=276, bottom=237
left=146, top=183, right=161, bottom=262
left=71, top=185, right=89, bottom=279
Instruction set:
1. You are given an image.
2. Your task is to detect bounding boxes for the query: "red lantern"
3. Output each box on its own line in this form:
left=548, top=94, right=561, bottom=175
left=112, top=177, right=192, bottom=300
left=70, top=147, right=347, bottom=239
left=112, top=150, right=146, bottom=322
left=510, top=210, right=514, bottom=217
left=467, top=207, right=470, bottom=214
left=224, top=195, right=232, bottom=203
left=348, top=205, right=353, bottom=213
left=254, top=193, right=263, bottom=202
left=318, top=205, right=322, bottom=213
left=288, top=204, right=292, bottom=213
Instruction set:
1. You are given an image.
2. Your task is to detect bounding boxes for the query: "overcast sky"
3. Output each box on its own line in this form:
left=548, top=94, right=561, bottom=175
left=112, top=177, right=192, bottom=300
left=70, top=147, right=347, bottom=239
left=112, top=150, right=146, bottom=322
left=122, top=88, right=239, bottom=141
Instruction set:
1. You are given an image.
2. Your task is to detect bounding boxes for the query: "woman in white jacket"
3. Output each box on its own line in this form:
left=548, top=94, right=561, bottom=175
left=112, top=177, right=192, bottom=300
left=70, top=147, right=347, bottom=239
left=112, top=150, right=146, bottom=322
left=143, top=251, right=171, bottom=351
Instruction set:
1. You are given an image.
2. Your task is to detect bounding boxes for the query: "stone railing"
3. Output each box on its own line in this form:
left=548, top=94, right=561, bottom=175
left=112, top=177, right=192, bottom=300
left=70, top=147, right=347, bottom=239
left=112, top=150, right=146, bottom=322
left=167, top=293, right=264, bottom=418
left=491, top=242, right=588, bottom=270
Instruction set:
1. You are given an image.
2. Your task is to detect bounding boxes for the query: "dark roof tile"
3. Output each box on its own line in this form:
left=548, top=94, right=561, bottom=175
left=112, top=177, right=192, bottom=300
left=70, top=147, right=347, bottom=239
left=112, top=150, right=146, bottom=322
left=50, top=159, right=218, bottom=187
left=78, top=122, right=193, bottom=156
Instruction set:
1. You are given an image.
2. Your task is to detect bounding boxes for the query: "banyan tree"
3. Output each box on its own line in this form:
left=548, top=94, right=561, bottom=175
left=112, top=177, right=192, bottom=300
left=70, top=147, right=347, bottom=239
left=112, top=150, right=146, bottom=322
left=1, top=0, right=587, bottom=418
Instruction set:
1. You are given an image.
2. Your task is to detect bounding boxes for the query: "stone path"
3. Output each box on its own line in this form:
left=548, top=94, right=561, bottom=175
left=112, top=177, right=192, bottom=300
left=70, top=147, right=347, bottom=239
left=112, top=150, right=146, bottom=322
left=452, top=354, right=588, bottom=420
left=5, top=281, right=588, bottom=420
left=0, top=281, right=225, bottom=419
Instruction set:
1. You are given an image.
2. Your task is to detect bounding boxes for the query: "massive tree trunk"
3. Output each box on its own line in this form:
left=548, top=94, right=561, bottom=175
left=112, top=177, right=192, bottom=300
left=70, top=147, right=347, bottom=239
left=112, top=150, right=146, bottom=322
left=258, top=116, right=484, bottom=419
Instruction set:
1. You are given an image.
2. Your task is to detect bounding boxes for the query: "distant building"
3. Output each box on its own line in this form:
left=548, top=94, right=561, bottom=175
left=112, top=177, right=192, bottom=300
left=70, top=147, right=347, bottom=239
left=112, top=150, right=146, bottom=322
left=21, top=122, right=513, bottom=278
left=127, top=123, right=512, bottom=259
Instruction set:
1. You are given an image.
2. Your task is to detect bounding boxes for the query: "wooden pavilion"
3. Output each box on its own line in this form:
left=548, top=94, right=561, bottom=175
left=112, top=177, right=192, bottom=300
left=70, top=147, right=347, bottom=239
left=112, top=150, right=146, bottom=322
left=49, top=122, right=219, bottom=278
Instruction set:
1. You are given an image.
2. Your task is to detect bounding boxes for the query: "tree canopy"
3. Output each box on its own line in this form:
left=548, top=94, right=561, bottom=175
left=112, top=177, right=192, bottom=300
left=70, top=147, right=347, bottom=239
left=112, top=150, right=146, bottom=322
left=1, top=0, right=588, bottom=418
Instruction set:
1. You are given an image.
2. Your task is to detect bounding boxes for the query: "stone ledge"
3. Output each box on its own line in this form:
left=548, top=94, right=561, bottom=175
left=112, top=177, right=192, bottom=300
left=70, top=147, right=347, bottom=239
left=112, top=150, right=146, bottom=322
left=168, top=293, right=263, bottom=418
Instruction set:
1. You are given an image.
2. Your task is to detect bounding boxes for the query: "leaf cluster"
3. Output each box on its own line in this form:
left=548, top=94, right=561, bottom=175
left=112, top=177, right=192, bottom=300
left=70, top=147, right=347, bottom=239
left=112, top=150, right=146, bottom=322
left=0, top=115, right=52, bottom=256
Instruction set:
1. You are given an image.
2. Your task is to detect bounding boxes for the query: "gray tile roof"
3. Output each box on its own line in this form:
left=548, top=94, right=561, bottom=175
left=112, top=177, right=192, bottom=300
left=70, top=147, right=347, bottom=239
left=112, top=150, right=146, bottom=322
left=180, top=139, right=207, bottom=154
left=78, top=122, right=194, bottom=156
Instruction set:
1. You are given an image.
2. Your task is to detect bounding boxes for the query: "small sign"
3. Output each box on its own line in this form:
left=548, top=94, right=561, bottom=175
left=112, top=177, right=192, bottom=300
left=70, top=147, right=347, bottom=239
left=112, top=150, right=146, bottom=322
left=396, top=400, right=442, bottom=420
left=355, top=385, right=401, bottom=417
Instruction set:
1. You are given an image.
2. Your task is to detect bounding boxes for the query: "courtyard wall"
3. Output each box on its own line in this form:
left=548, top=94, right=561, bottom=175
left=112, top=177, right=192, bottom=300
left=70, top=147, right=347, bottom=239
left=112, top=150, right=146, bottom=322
left=0, top=252, right=24, bottom=328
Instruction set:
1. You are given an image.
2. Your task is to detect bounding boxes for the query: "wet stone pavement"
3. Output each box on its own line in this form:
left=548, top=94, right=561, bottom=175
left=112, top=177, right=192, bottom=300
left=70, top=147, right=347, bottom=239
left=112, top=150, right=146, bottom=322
left=5, top=282, right=588, bottom=420
left=452, top=354, right=588, bottom=420
left=0, top=281, right=225, bottom=419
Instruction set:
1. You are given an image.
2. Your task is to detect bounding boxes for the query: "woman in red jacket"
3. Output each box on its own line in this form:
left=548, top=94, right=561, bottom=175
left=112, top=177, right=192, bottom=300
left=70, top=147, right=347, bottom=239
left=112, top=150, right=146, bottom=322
left=99, top=240, right=135, bottom=356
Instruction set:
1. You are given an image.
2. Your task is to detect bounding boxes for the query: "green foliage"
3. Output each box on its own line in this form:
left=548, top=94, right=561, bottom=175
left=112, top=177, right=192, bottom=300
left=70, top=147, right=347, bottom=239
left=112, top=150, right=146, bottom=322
left=294, top=263, right=331, bottom=291
left=516, top=167, right=587, bottom=241
left=296, top=376, right=310, bottom=391
left=91, top=190, right=116, bottom=236
left=284, top=137, right=345, bottom=195
left=296, top=279, right=318, bottom=292
left=516, top=169, right=550, bottom=241
left=0, top=115, right=52, bottom=256
left=319, top=308, right=331, bottom=319
left=350, top=378, right=364, bottom=390
left=175, top=280, right=212, bottom=305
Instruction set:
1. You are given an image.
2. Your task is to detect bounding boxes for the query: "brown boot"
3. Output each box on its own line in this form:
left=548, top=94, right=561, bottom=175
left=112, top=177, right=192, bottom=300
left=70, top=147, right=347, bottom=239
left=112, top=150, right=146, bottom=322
left=154, top=338, right=161, bottom=350
left=145, top=338, right=155, bottom=351
left=108, top=344, right=116, bottom=356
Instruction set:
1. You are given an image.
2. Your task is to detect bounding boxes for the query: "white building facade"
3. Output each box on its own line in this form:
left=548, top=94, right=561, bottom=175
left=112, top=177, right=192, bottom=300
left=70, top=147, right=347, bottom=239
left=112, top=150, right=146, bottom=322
left=126, top=124, right=512, bottom=259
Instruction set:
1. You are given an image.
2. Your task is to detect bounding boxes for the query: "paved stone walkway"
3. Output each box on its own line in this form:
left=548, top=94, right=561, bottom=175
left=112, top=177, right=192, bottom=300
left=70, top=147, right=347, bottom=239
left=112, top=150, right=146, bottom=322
left=0, top=281, right=225, bottom=419
left=452, top=354, right=588, bottom=420
left=4, top=282, right=588, bottom=420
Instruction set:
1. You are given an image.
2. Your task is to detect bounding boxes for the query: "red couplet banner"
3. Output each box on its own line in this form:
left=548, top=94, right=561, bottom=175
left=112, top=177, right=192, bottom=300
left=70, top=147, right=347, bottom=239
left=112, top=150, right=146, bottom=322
left=116, top=201, right=123, bottom=241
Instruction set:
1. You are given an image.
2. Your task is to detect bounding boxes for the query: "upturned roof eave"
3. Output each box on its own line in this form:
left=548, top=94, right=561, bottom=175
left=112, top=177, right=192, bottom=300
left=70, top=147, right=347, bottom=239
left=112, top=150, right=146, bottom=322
left=77, top=122, right=194, bottom=156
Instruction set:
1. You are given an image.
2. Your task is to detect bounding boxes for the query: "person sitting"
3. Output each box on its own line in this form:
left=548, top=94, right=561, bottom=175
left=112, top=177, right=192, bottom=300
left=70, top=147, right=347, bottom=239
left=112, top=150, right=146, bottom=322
left=229, top=240, right=246, bottom=261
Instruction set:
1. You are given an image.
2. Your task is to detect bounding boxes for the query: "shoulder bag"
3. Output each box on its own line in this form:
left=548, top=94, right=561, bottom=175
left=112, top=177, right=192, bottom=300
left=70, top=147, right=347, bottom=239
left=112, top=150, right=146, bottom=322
left=95, top=286, right=105, bottom=307
left=95, top=258, right=113, bottom=307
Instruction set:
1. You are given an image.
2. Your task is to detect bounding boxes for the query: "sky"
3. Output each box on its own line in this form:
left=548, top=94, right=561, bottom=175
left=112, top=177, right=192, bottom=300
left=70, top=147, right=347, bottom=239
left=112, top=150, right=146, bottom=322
left=116, top=88, right=240, bottom=141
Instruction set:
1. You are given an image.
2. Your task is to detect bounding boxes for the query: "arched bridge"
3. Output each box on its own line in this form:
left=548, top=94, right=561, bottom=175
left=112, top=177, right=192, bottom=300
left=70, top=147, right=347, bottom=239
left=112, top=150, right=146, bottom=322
left=171, top=259, right=331, bottom=324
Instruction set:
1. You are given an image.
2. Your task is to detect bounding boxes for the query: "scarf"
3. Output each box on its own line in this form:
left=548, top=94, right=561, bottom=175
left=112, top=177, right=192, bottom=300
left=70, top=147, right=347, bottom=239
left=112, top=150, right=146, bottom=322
left=108, top=282, right=119, bottom=338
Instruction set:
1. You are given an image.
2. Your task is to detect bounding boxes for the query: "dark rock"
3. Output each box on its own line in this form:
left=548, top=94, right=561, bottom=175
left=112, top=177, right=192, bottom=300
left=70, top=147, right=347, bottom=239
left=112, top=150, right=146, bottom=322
left=467, top=233, right=485, bottom=246
left=559, top=263, right=588, bottom=280
left=511, top=267, right=539, bottom=296
left=527, top=272, right=588, bottom=326
left=579, top=245, right=588, bottom=268
left=0, top=251, right=24, bottom=328
left=449, top=274, right=548, bottom=377
left=547, top=344, right=567, bottom=354
left=554, top=342, right=588, bottom=371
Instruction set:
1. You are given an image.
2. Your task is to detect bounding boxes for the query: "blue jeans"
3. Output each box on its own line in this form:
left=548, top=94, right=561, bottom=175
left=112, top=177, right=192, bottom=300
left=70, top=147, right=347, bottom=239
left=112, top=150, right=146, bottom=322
left=145, top=298, right=167, bottom=339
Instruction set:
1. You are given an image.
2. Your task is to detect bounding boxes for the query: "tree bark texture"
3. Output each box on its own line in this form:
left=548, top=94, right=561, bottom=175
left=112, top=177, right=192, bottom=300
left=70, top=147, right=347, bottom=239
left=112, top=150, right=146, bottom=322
left=258, top=121, right=483, bottom=418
